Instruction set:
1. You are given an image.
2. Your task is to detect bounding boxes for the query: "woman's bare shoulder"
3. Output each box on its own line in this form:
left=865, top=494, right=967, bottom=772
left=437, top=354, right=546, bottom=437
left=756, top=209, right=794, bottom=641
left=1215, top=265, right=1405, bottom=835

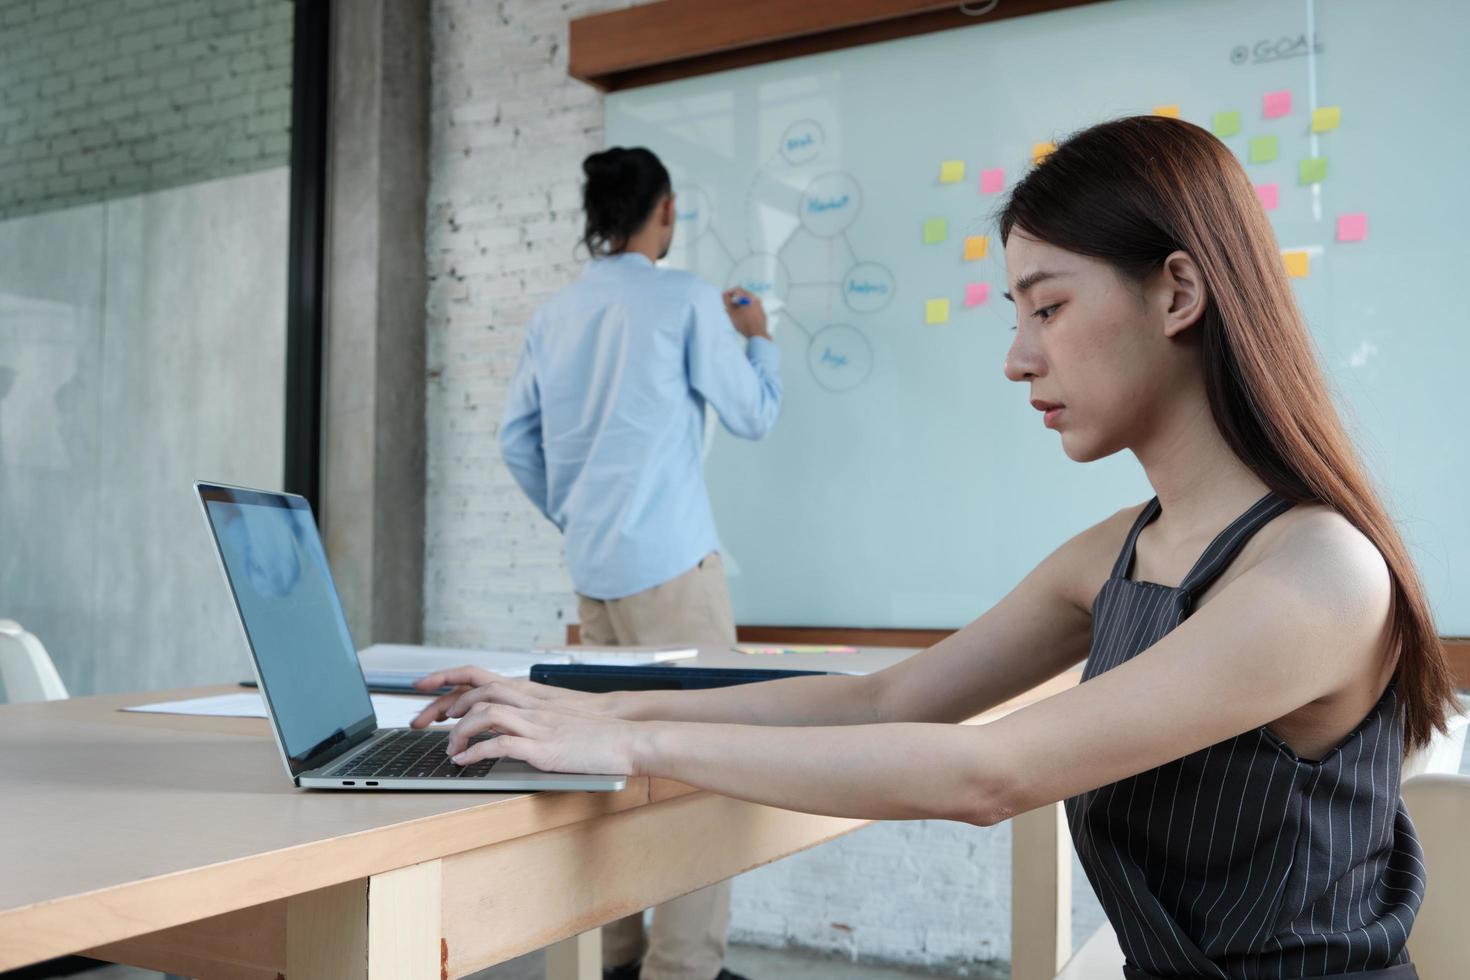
left=1047, top=501, right=1154, bottom=610
left=1245, top=502, right=1392, bottom=639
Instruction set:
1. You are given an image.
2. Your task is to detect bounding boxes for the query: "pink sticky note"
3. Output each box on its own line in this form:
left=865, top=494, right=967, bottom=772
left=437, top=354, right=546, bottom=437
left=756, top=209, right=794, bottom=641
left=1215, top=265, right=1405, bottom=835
left=1263, top=90, right=1292, bottom=119
left=965, top=282, right=990, bottom=307
left=1255, top=183, right=1279, bottom=211
left=979, top=168, right=1005, bottom=194
left=1336, top=213, right=1368, bottom=242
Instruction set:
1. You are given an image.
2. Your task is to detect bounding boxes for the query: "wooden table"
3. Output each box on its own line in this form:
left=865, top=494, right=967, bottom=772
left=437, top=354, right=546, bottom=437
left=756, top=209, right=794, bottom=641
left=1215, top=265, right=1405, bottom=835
left=0, top=647, right=1080, bottom=979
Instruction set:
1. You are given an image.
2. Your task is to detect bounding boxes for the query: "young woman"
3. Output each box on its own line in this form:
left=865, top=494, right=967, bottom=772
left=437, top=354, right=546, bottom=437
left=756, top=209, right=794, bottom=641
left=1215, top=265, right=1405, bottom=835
left=417, top=117, right=1455, bottom=980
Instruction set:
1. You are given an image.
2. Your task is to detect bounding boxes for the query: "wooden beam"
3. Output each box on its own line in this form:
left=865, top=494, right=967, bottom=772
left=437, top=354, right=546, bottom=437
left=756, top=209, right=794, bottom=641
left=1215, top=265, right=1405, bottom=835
left=569, top=0, right=1105, bottom=91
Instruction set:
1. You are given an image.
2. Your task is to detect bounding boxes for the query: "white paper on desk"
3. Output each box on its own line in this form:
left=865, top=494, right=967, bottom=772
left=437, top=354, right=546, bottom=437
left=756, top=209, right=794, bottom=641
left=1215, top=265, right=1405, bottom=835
left=538, top=646, right=698, bottom=665
left=359, top=643, right=566, bottom=679
left=123, top=692, right=452, bottom=728
left=359, top=642, right=697, bottom=680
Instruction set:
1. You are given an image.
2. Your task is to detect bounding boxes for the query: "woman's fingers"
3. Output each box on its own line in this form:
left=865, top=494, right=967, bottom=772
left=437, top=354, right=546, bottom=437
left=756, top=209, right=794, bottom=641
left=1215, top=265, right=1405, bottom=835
left=409, top=684, right=473, bottom=729
left=445, top=702, right=544, bottom=756
left=412, top=666, right=499, bottom=693
left=449, top=733, right=532, bottom=768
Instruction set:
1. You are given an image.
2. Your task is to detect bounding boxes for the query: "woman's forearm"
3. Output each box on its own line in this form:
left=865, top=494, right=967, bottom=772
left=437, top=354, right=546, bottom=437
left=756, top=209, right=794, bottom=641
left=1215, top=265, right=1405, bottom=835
left=609, top=672, right=881, bottom=727
left=632, top=718, right=1007, bottom=826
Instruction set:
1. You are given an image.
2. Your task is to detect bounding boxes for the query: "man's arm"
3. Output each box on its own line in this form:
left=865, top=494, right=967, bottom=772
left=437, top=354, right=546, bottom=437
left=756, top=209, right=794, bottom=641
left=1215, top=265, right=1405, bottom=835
left=687, top=287, right=782, bottom=439
left=498, top=337, right=554, bottom=525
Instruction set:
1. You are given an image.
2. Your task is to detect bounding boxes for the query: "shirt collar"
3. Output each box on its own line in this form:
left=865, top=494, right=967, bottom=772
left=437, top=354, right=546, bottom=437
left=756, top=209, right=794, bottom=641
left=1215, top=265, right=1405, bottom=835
left=591, top=251, right=655, bottom=271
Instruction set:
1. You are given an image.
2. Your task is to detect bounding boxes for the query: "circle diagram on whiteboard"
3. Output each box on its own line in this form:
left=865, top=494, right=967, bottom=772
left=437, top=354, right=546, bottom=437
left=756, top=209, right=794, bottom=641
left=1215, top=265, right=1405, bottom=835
left=672, top=184, right=712, bottom=241
left=842, top=261, right=896, bottom=313
left=807, top=324, right=874, bottom=393
left=798, top=172, right=862, bottom=238
left=780, top=119, right=825, bottom=165
left=726, top=252, right=791, bottom=307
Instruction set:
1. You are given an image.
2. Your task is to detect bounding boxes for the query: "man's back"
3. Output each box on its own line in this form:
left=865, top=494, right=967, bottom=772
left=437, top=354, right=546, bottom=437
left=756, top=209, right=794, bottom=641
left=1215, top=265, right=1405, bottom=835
left=500, top=252, right=782, bottom=600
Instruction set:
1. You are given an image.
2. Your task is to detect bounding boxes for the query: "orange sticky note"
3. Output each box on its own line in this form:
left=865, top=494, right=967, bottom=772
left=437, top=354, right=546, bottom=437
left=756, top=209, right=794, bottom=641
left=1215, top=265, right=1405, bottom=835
left=1336, top=213, right=1368, bottom=242
left=980, top=167, right=1005, bottom=194
left=1282, top=250, right=1310, bottom=278
left=965, top=283, right=990, bottom=307
left=1153, top=104, right=1181, bottom=118
left=1032, top=142, right=1056, bottom=165
left=1263, top=90, right=1292, bottom=119
left=1255, top=183, right=1279, bottom=211
left=964, top=235, right=989, bottom=261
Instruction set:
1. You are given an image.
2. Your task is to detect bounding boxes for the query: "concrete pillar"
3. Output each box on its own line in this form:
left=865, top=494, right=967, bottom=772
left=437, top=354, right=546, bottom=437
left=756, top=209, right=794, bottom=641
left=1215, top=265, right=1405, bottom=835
left=322, top=0, right=428, bottom=645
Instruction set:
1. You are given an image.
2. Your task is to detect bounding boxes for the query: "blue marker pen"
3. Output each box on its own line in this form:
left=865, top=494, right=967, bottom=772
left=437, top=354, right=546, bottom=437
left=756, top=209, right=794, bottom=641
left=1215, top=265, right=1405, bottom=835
left=733, top=296, right=751, bottom=306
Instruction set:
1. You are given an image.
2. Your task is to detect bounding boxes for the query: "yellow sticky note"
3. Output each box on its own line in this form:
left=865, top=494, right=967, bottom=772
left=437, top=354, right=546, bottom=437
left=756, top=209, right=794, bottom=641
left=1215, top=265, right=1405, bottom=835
left=1282, top=250, right=1310, bottom=279
left=939, top=160, right=965, bottom=183
left=925, top=298, right=950, bottom=324
left=1032, top=142, right=1056, bottom=165
left=1153, top=104, right=1181, bottom=118
left=1311, top=106, right=1341, bottom=133
left=964, top=235, right=989, bottom=261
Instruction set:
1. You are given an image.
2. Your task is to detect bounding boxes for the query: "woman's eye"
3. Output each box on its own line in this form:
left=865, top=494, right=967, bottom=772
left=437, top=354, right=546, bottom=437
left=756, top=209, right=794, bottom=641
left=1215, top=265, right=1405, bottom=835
left=1031, top=303, right=1061, bottom=322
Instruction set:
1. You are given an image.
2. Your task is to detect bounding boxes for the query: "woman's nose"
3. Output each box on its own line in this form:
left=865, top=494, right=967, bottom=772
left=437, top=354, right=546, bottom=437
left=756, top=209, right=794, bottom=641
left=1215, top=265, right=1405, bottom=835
left=1004, top=327, right=1042, bottom=382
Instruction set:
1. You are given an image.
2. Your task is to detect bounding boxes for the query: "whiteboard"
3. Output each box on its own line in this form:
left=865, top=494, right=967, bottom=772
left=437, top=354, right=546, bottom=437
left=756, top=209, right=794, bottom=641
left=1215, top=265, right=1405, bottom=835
left=604, top=0, right=1470, bottom=632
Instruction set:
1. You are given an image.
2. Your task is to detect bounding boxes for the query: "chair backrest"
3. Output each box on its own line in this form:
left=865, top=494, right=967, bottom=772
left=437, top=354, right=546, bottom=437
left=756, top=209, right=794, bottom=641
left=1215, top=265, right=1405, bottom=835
left=1401, top=773, right=1470, bottom=980
left=0, top=624, right=70, bottom=703
left=1403, top=694, right=1470, bottom=779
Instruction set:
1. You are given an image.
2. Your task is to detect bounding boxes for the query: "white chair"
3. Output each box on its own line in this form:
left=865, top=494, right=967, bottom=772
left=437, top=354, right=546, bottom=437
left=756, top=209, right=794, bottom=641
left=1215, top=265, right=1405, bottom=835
left=1021, top=696, right=1470, bottom=980
left=1401, top=773, right=1470, bottom=980
left=0, top=620, right=69, bottom=703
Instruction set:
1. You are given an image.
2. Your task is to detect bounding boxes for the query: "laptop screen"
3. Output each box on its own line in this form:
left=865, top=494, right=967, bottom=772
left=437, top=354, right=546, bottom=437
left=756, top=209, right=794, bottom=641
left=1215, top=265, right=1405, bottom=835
left=198, top=484, right=376, bottom=770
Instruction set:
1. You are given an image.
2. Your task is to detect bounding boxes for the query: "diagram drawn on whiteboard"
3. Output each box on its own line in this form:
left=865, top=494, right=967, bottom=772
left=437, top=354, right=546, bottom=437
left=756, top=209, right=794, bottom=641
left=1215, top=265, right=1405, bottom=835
left=663, top=119, right=893, bottom=393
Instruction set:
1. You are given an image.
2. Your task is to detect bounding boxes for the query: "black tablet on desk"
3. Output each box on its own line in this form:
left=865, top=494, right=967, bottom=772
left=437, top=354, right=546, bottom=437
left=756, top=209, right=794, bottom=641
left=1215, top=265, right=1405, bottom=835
left=529, top=663, right=831, bottom=693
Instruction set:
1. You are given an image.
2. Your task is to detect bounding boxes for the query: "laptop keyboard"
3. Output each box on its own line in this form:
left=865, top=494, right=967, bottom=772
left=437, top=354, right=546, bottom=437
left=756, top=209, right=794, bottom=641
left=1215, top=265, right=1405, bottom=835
left=324, top=729, right=501, bottom=779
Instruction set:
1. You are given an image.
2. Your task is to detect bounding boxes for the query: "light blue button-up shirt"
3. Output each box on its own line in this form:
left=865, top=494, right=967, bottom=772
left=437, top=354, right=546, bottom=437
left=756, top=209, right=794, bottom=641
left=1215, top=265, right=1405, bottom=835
left=499, top=253, right=782, bottom=600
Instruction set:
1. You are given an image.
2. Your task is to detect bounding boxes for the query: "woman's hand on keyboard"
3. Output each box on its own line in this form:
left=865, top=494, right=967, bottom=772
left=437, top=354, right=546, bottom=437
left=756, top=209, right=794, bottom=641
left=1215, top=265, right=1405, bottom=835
left=408, top=667, right=606, bottom=730
left=442, top=700, right=646, bottom=776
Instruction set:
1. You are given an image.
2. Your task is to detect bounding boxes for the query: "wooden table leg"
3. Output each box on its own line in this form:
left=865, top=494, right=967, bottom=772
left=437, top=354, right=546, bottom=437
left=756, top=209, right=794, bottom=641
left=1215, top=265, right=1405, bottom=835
left=1010, top=802, right=1071, bottom=980
left=545, top=928, right=600, bottom=980
left=288, top=860, right=443, bottom=980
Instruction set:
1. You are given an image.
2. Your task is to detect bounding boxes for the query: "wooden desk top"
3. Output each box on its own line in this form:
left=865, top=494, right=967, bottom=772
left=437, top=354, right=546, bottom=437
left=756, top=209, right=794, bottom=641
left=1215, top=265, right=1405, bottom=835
left=0, top=646, right=1078, bottom=969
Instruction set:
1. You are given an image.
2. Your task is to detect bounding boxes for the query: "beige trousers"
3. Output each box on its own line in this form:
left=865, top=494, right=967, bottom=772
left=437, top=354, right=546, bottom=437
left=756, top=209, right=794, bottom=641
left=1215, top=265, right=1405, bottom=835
left=577, top=552, right=736, bottom=980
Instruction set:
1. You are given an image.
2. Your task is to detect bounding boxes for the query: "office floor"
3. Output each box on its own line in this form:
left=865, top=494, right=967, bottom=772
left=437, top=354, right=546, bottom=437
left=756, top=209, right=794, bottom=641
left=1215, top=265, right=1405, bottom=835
left=35, top=944, right=1006, bottom=980
left=28, top=952, right=1005, bottom=980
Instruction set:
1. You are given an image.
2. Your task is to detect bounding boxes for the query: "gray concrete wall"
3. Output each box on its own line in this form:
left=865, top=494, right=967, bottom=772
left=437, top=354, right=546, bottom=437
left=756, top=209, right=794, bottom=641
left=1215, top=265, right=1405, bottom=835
left=0, top=0, right=293, bottom=221
left=0, top=167, right=289, bottom=697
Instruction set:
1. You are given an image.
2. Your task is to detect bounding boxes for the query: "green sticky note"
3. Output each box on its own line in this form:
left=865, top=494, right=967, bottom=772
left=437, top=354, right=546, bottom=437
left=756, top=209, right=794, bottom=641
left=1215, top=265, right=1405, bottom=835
left=1211, top=111, right=1241, bottom=137
left=1311, top=106, right=1341, bottom=133
left=1249, top=135, right=1279, bottom=163
left=923, top=217, right=948, bottom=244
left=1299, top=156, right=1328, bottom=184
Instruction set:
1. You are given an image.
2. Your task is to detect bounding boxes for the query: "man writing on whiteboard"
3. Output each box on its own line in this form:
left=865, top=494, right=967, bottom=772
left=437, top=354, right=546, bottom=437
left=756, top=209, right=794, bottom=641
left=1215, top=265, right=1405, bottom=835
left=498, top=146, right=781, bottom=980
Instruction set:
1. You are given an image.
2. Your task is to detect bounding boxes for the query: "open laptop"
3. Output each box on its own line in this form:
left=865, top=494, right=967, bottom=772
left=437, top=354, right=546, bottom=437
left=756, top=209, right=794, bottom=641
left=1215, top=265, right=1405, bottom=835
left=195, top=481, right=625, bottom=792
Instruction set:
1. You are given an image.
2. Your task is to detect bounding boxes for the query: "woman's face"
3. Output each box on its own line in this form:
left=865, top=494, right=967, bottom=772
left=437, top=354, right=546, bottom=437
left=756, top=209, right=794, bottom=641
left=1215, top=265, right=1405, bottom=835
left=1002, top=230, right=1192, bottom=463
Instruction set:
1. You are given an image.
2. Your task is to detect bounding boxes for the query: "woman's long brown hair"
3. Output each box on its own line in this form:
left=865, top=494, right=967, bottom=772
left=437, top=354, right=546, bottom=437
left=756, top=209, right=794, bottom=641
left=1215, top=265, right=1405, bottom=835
left=1000, top=115, right=1453, bottom=750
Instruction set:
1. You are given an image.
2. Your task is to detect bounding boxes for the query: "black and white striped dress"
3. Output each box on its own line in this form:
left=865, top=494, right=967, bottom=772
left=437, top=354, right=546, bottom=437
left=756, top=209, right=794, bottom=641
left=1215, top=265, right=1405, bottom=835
left=1067, top=494, right=1424, bottom=980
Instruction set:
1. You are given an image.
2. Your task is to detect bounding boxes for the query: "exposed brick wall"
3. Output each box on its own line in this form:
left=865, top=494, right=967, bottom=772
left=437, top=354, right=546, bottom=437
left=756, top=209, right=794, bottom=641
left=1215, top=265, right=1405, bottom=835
left=0, top=0, right=292, bottom=221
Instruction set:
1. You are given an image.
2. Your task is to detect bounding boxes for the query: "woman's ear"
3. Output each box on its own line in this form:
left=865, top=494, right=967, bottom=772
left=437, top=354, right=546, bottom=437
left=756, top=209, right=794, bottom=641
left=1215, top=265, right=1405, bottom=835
left=1159, top=250, right=1208, bottom=339
left=659, top=193, right=676, bottom=228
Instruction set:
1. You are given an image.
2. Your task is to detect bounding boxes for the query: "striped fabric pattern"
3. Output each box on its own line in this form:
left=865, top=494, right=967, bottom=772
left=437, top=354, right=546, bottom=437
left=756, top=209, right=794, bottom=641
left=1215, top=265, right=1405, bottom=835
left=1067, top=494, right=1424, bottom=980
